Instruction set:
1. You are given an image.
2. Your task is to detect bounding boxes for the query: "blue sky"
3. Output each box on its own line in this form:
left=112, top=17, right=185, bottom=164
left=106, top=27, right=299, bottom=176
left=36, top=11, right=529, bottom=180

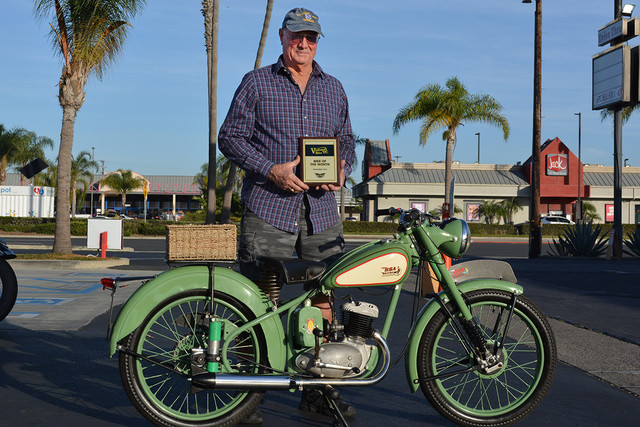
left=1, top=1, right=638, bottom=181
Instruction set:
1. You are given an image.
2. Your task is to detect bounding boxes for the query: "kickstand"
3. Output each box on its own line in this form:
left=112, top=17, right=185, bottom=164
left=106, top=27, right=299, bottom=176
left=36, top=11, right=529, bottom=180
left=320, top=386, right=349, bottom=427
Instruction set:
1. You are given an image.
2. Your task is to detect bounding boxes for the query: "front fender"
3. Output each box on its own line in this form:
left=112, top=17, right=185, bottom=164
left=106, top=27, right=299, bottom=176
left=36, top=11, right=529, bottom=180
left=405, top=279, right=523, bottom=392
left=108, top=265, right=286, bottom=371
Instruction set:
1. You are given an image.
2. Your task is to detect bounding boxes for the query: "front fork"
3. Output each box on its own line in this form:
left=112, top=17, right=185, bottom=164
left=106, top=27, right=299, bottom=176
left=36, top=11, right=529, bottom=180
left=415, top=226, right=518, bottom=365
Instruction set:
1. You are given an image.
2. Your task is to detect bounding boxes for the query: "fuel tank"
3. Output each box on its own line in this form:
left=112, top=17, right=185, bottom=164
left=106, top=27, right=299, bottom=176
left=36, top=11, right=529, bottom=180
left=320, top=239, right=414, bottom=289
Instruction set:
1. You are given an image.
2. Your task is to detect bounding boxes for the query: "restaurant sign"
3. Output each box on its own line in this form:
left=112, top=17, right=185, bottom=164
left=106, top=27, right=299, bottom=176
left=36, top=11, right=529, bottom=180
left=546, top=154, right=568, bottom=176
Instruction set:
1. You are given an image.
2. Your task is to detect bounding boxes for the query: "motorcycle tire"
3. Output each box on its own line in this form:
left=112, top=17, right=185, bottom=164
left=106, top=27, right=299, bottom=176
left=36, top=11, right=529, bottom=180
left=417, top=289, right=557, bottom=427
left=0, top=259, right=18, bottom=322
left=119, top=289, right=268, bottom=427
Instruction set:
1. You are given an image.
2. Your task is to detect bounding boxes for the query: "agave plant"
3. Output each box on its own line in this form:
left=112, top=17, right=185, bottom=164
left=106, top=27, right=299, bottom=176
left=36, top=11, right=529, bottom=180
left=550, top=222, right=608, bottom=257
left=623, top=227, right=640, bottom=256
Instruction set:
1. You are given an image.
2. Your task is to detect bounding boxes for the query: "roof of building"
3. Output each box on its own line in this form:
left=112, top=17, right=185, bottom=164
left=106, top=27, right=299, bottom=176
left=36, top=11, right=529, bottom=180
left=355, top=162, right=640, bottom=188
left=3, top=173, right=202, bottom=195
left=360, top=163, right=529, bottom=186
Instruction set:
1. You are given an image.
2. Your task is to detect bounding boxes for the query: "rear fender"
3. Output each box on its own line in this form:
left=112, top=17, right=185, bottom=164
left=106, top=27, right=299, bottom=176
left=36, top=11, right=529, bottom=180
left=405, top=279, right=523, bottom=392
left=108, top=265, right=286, bottom=370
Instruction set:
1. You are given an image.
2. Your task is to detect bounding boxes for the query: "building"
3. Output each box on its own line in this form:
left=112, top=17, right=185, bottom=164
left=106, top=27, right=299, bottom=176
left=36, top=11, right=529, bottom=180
left=1, top=173, right=202, bottom=217
left=354, top=137, right=640, bottom=224
left=2, top=172, right=360, bottom=218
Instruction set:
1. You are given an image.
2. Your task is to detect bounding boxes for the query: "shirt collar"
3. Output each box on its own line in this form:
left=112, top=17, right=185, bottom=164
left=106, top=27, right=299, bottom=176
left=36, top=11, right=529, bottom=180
left=272, top=55, right=324, bottom=79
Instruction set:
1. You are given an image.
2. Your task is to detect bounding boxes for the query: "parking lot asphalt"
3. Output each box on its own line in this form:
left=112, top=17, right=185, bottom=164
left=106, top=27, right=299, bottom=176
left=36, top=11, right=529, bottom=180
left=1, top=237, right=640, bottom=426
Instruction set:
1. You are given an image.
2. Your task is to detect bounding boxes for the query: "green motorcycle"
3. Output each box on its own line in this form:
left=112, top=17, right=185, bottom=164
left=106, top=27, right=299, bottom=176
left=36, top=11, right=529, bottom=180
left=105, top=207, right=556, bottom=427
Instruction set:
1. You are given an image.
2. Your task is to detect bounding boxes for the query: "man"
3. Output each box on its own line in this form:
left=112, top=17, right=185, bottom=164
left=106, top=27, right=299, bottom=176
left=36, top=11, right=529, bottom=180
left=218, top=6, right=356, bottom=422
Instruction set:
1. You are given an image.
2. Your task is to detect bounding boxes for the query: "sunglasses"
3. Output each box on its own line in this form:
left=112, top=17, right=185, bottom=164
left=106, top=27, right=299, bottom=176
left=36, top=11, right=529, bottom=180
left=285, top=29, right=319, bottom=45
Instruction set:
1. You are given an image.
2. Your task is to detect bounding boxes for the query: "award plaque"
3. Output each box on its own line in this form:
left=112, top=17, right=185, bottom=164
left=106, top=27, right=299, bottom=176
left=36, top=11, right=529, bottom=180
left=298, top=137, right=340, bottom=186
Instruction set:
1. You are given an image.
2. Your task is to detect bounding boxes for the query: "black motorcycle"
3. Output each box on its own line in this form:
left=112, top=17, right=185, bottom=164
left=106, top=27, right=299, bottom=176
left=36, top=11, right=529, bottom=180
left=0, top=239, right=18, bottom=322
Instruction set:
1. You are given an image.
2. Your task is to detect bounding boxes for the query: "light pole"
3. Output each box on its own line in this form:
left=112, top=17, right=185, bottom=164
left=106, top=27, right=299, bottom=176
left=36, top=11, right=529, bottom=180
left=91, top=147, right=95, bottom=217
left=475, top=132, right=480, bottom=164
left=575, top=113, right=581, bottom=223
left=523, top=0, right=542, bottom=258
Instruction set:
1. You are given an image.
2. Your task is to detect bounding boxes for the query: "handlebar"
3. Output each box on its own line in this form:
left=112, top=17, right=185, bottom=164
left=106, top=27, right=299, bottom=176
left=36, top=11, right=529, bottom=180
left=374, top=207, right=439, bottom=229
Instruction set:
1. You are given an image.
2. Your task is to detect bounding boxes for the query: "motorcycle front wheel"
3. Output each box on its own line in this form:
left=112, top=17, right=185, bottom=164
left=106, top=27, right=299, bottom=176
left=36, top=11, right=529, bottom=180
left=119, top=289, right=267, bottom=427
left=0, top=259, right=18, bottom=322
left=418, top=289, right=557, bottom=427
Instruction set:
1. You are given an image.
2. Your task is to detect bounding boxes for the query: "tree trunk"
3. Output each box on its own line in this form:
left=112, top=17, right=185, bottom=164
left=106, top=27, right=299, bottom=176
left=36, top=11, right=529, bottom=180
left=53, top=106, right=77, bottom=254
left=220, top=165, right=236, bottom=224
left=444, top=130, right=456, bottom=209
left=0, top=156, right=7, bottom=185
left=71, top=182, right=77, bottom=218
left=203, top=0, right=219, bottom=224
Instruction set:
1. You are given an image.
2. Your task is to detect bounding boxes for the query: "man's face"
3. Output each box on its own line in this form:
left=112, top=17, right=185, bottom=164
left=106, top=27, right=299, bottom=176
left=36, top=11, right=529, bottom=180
left=279, top=28, right=319, bottom=69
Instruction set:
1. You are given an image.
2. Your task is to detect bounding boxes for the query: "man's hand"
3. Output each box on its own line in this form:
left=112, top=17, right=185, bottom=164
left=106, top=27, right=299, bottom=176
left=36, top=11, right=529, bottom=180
left=315, top=160, right=346, bottom=192
left=268, top=156, right=309, bottom=193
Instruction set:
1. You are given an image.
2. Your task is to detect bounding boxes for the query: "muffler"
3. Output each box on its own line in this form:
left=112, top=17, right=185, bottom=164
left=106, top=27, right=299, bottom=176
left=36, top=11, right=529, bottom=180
left=190, top=331, right=391, bottom=391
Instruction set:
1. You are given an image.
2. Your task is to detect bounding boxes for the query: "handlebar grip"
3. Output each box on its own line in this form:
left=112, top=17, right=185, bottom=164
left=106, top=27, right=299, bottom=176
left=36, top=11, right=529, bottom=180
left=375, top=208, right=396, bottom=216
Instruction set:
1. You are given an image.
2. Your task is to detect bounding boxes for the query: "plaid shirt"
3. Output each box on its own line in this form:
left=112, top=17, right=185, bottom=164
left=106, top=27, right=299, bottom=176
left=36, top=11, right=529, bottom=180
left=219, top=56, right=355, bottom=234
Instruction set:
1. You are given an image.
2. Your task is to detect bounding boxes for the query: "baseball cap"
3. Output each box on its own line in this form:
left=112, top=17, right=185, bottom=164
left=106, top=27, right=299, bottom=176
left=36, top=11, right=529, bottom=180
left=282, top=8, right=324, bottom=37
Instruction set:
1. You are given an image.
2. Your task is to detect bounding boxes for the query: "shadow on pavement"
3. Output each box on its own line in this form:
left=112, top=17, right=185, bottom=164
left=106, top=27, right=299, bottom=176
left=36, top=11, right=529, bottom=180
left=0, top=310, right=148, bottom=426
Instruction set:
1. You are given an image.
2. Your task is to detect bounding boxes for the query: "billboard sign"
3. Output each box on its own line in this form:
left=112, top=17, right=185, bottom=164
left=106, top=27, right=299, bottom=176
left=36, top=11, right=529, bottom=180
left=592, top=45, right=630, bottom=110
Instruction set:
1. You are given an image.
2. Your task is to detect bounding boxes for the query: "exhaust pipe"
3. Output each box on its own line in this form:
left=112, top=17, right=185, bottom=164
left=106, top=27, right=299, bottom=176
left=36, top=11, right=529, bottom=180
left=190, top=331, right=391, bottom=391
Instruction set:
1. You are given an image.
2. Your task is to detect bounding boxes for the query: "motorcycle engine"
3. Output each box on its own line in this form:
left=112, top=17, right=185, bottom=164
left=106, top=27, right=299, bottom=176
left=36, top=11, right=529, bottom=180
left=295, top=301, right=379, bottom=378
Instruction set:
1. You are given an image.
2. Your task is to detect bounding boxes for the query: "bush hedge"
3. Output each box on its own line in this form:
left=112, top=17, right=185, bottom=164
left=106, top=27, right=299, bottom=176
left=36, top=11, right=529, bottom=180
left=0, top=217, right=637, bottom=238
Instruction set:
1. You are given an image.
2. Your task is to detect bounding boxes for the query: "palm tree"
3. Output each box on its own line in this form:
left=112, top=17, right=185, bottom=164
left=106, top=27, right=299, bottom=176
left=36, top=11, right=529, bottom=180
left=392, top=77, right=510, bottom=208
left=499, top=197, right=523, bottom=224
left=10, top=128, right=54, bottom=185
left=220, top=0, right=274, bottom=224
left=101, top=169, right=145, bottom=212
left=0, top=125, right=18, bottom=185
left=478, top=200, right=503, bottom=225
left=582, top=201, right=602, bottom=223
left=70, top=151, right=98, bottom=217
left=33, top=0, right=146, bottom=254
left=194, top=163, right=209, bottom=209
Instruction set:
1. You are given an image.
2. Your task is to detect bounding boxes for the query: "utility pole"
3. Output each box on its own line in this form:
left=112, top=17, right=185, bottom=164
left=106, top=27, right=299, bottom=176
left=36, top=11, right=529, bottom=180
left=523, top=0, right=543, bottom=259
left=612, top=0, right=623, bottom=257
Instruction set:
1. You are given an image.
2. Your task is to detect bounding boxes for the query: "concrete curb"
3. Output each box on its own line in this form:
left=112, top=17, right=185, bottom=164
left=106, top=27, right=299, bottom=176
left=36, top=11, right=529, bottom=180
left=7, top=257, right=130, bottom=269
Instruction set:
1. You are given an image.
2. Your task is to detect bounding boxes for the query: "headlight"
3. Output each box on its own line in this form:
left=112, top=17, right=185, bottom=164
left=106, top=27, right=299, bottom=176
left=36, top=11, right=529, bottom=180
left=438, top=218, right=470, bottom=258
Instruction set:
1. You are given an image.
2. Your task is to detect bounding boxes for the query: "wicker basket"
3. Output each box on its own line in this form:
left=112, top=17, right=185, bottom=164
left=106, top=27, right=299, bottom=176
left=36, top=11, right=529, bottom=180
left=165, top=224, right=237, bottom=261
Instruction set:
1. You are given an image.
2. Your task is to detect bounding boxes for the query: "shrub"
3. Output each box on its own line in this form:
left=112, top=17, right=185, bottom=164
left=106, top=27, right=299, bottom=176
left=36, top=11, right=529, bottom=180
left=342, top=221, right=397, bottom=235
left=549, top=222, right=608, bottom=257
left=623, top=226, right=640, bottom=256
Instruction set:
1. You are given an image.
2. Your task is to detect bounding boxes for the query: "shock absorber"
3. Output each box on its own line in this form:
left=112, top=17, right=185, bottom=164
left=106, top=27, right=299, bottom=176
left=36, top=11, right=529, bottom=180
left=256, top=264, right=282, bottom=301
left=460, top=318, right=488, bottom=356
left=207, top=317, right=222, bottom=372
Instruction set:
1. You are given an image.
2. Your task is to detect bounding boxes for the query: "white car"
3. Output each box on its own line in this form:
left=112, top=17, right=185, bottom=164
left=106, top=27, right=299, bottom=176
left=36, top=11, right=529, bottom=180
left=540, top=216, right=574, bottom=225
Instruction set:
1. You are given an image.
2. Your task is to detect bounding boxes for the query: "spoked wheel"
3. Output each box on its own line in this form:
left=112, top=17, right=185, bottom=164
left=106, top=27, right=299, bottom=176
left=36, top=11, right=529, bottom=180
left=119, top=289, right=266, bottom=426
left=0, top=259, right=18, bottom=322
left=418, top=290, right=557, bottom=427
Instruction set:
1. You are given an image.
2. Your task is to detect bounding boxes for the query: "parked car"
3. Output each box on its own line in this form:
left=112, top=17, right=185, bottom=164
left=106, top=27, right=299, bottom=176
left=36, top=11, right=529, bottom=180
left=540, top=215, right=574, bottom=225
left=345, top=216, right=358, bottom=222
left=94, top=210, right=122, bottom=219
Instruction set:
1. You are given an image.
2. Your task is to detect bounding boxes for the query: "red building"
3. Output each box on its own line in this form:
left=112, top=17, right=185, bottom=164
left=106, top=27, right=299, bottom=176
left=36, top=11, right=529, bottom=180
left=522, top=137, right=589, bottom=217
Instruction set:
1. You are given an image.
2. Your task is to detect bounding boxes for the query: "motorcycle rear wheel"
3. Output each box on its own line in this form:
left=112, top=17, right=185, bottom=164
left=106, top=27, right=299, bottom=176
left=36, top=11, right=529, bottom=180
left=119, top=289, right=266, bottom=426
left=418, top=290, right=557, bottom=427
left=0, top=259, right=18, bottom=322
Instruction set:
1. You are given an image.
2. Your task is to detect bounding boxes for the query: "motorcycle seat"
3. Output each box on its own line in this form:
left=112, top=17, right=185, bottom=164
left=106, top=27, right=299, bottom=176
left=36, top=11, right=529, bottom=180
left=256, top=256, right=327, bottom=285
